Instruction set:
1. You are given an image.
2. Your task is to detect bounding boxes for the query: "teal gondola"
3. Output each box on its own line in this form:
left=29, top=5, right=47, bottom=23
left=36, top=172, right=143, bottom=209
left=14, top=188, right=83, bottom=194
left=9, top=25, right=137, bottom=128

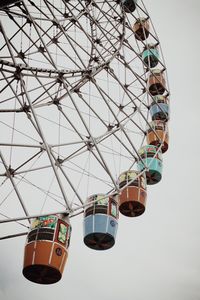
left=0, top=0, right=20, bottom=8
left=121, top=0, right=137, bottom=13
left=137, top=145, right=163, bottom=185
left=83, top=194, right=118, bottom=250
left=142, top=44, right=159, bottom=68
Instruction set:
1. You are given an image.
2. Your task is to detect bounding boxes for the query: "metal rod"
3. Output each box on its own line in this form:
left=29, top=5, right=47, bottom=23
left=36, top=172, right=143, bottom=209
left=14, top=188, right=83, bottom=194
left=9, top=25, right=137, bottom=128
left=0, top=151, right=30, bottom=221
left=50, top=151, right=84, bottom=205
left=0, top=21, right=17, bottom=65
left=0, top=143, right=43, bottom=149
left=0, top=210, right=69, bottom=224
left=20, top=77, right=71, bottom=211
left=62, top=81, right=119, bottom=192
left=0, top=232, right=28, bottom=240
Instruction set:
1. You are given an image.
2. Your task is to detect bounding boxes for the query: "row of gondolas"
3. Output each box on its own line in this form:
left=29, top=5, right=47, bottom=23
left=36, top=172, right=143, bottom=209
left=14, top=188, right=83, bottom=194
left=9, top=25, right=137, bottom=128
left=22, top=0, right=170, bottom=284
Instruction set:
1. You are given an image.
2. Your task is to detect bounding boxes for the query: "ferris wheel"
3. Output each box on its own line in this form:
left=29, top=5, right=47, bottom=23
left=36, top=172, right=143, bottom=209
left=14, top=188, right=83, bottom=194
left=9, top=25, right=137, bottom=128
left=0, top=0, right=170, bottom=284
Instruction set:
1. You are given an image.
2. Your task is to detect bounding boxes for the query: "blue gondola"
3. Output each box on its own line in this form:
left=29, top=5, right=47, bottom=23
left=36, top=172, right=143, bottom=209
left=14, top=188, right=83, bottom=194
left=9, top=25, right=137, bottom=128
left=150, top=95, right=169, bottom=121
left=83, top=194, right=118, bottom=250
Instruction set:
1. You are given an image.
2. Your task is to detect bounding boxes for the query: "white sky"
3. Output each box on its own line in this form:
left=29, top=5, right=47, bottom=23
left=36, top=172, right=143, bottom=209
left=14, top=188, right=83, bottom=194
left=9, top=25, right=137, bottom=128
left=1, top=0, right=200, bottom=299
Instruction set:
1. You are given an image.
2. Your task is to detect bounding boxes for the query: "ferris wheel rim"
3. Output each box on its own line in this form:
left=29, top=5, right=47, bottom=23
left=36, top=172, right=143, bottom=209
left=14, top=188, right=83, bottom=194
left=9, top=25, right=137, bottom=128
left=0, top=0, right=170, bottom=241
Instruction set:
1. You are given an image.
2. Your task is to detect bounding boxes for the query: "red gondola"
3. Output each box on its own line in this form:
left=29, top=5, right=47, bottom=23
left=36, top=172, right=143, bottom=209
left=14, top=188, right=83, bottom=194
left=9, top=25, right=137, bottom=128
left=133, top=18, right=150, bottom=41
left=118, top=170, right=147, bottom=217
left=23, top=214, right=71, bottom=284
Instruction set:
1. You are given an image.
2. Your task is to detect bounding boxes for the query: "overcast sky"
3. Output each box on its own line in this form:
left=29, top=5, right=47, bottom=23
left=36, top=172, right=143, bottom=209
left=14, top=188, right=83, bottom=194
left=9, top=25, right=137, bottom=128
left=1, top=0, right=200, bottom=299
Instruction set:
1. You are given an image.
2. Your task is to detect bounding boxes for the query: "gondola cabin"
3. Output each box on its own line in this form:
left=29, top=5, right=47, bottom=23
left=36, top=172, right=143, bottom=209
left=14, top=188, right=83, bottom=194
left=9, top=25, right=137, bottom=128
left=118, top=170, right=147, bottom=217
left=23, top=214, right=71, bottom=284
left=146, top=120, right=169, bottom=153
left=83, top=194, right=118, bottom=250
left=150, top=95, right=169, bottom=121
left=142, top=44, right=159, bottom=68
left=148, top=69, right=166, bottom=96
left=0, top=0, right=19, bottom=8
left=121, top=0, right=137, bottom=12
left=137, top=145, right=163, bottom=185
left=133, top=18, right=150, bottom=41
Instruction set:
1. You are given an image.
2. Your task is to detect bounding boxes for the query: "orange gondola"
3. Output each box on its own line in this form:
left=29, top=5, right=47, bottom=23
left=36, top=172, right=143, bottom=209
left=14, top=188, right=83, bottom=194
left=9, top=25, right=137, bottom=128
left=148, top=69, right=166, bottom=96
left=146, top=120, right=169, bottom=153
left=23, top=214, right=71, bottom=284
left=118, top=170, right=147, bottom=217
left=133, top=18, right=150, bottom=41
